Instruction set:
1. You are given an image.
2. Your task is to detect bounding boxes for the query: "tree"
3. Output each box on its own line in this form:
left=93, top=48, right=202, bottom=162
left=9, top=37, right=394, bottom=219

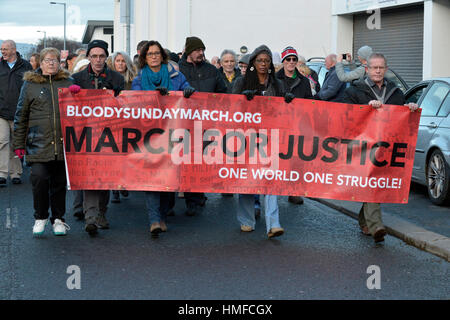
left=34, top=37, right=85, bottom=56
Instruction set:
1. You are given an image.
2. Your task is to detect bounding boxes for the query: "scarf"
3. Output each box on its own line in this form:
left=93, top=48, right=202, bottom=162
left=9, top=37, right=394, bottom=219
left=88, top=64, right=108, bottom=89
left=141, top=64, right=172, bottom=91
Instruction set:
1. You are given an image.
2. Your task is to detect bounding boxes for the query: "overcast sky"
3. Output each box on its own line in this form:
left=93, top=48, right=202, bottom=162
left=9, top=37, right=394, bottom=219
left=0, top=0, right=114, bottom=44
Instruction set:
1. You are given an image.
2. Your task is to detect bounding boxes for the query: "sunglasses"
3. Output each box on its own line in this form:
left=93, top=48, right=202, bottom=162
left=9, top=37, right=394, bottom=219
left=284, top=57, right=298, bottom=62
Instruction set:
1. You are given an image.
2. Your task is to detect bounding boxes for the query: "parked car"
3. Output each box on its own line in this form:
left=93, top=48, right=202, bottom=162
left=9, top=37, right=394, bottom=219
left=306, top=57, right=409, bottom=93
left=405, top=78, right=450, bottom=205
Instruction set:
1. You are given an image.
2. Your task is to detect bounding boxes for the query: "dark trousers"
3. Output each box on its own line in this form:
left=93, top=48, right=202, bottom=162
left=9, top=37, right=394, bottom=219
left=30, top=161, right=66, bottom=223
left=184, top=192, right=205, bottom=207
left=83, top=190, right=110, bottom=224
left=72, top=190, right=84, bottom=213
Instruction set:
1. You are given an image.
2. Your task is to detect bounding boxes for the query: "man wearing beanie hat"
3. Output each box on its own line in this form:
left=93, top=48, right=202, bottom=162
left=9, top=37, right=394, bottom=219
left=336, top=45, right=373, bottom=83
left=276, top=46, right=313, bottom=206
left=71, top=39, right=125, bottom=236
left=178, top=36, right=227, bottom=216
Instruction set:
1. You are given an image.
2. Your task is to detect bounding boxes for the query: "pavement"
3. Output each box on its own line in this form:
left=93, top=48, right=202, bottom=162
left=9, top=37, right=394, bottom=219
left=314, top=198, right=450, bottom=262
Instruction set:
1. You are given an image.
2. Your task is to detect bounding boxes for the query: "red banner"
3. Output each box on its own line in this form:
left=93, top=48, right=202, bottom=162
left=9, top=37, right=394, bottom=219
left=58, top=89, right=421, bottom=203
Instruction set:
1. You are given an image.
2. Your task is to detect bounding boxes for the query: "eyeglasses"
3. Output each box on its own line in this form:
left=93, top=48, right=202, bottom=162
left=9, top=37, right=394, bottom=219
left=285, top=57, right=298, bottom=62
left=368, top=66, right=386, bottom=70
left=255, top=59, right=271, bottom=65
left=43, top=58, right=59, bottom=64
left=147, top=51, right=161, bottom=57
left=89, top=54, right=107, bottom=60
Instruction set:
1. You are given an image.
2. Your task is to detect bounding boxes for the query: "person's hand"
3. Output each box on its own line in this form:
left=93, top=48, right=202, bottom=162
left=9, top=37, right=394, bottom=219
left=14, top=149, right=25, bottom=159
left=183, top=86, right=195, bottom=98
left=242, top=90, right=257, bottom=101
left=405, top=102, right=420, bottom=112
left=284, top=92, right=295, bottom=103
left=68, top=84, right=81, bottom=94
left=155, top=87, right=169, bottom=96
left=346, top=53, right=352, bottom=62
left=369, top=100, right=382, bottom=109
left=337, top=54, right=344, bottom=63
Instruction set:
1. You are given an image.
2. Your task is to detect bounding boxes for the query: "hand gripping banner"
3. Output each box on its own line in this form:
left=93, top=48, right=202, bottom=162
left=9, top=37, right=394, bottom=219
left=58, top=89, right=420, bottom=203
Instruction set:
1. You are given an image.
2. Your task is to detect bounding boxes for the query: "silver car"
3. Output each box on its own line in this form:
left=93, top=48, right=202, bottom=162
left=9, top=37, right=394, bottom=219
left=405, top=78, right=450, bottom=205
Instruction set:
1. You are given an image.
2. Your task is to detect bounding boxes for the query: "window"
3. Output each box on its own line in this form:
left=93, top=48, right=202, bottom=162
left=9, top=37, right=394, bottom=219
left=405, top=85, right=427, bottom=104
left=437, top=92, right=450, bottom=117
left=419, top=82, right=450, bottom=116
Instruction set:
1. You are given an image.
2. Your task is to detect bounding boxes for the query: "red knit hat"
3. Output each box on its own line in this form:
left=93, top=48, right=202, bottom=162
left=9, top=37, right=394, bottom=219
left=281, top=46, right=298, bottom=62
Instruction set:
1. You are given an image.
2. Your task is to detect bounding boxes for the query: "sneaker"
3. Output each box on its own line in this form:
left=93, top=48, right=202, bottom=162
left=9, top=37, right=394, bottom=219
left=373, top=228, right=387, bottom=243
left=96, top=213, right=109, bottom=229
left=160, top=221, right=167, bottom=232
left=268, top=227, right=284, bottom=239
left=0, top=177, right=6, bottom=187
left=120, top=190, right=129, bottom=197
left=85, top=223, right=98, bottom=236
left=53, top=219, right=70, bottom=236
left=11, top=177, right=21, bottom=185
left=33, top=219, right=48, bottom=235
left=111, top=191, right=120, bottom=203
left=288, top=196, right=304, bottom=205
left=150, top=222, right=162, bottom=238
left=240, top=225, right=253, bottom=232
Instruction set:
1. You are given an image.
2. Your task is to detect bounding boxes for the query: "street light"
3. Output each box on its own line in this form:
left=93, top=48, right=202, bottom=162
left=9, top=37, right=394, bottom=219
left=37, top=30, right=47, bottom=48
left=50, top=1, right=66, bottom=51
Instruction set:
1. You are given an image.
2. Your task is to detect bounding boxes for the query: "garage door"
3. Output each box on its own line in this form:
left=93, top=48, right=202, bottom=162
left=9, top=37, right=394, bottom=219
left=353, top=4, right=424, bottom=87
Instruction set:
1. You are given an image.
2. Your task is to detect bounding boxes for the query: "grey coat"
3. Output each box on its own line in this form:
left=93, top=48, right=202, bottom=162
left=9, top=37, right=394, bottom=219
left=335, top=62, right=366, bottom=83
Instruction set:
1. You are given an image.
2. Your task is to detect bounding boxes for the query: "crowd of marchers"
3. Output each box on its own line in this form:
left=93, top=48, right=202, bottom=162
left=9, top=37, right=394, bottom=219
left=0, top=37, right=419, bottom=243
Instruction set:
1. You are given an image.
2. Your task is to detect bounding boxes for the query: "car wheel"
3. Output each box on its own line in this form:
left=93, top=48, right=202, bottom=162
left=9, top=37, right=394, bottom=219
left=426, top=149, right=450, bottom=206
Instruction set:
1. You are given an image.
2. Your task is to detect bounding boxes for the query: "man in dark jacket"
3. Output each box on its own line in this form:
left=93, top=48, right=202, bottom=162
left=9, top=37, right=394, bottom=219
left=342, top=52, right=419, bottom=243
left=178, top=36, right=227, bottom=216
left=0, top=40, right=32, bottom=186
left=71, top=39, right=125, bottom=236
left=316, top=54, right=346, bottom=102
left=276, top=46, right=312, bottom=205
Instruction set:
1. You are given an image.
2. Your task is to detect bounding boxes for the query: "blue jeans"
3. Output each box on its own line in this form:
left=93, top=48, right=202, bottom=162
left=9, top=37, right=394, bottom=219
left=237, top=194, right=280, bottom=233
left=145, top=191, right=174, bottom=224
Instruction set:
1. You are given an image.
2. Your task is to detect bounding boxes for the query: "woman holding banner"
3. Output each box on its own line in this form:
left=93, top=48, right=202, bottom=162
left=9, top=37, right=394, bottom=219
left=131, top=40, right=195, bottom=237
left=232, top=45, right=295, bottom=239
left=13, top=47, right=73, bottom=236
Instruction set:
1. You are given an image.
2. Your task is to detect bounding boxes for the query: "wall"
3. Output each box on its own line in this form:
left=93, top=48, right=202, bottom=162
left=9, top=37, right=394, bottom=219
left=114, top=0, right=333, bottom=59
left=423, top=0, right=450, bottom=79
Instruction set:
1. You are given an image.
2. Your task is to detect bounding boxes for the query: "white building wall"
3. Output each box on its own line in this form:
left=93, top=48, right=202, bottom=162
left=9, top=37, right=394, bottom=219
left=114, top=0, right=332, bottom=59
left=423, top=0, right=450, bottom=79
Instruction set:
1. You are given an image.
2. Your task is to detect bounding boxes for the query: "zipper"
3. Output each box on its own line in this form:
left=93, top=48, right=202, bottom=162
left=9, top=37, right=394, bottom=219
left=49, top=74, right=58, bottom=157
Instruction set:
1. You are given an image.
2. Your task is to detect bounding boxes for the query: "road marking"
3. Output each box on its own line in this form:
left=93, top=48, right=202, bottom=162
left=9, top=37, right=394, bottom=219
left=5, top=207, right=18, bottom=229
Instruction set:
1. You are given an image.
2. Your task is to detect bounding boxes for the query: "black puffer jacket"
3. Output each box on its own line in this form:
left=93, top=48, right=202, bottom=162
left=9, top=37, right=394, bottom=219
left=72, top=63, right=124, bottom=94
left=178, top=56, right=227, bottom=93
left=13, top=68, right=73, bottom=163
left=276, top=68, right=313, bottom=99
left=0, top=53, right=32, bottom=120
left=342, top=77, right=405, bottom=106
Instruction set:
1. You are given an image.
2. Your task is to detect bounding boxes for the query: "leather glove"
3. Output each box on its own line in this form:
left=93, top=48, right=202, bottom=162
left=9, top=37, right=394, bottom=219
left=183, top=86, right=195, bottom=98
left=68, top=84, right=81, bottom=94
left=284, top=92, right=295, bottom=103
left=242, top=90, right=257, bottom=101
left=155, top=86, right=169, bottom=96
left=14, top=149, right=25, bottom=159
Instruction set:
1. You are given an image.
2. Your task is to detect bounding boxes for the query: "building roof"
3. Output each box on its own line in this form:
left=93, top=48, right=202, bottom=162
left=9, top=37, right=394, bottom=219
left=81, top=20, right=113, bottom=44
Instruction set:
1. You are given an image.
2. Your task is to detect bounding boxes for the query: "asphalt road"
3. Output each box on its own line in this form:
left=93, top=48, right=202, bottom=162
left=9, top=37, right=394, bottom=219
left=0, top=167, right=449, bottom=300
